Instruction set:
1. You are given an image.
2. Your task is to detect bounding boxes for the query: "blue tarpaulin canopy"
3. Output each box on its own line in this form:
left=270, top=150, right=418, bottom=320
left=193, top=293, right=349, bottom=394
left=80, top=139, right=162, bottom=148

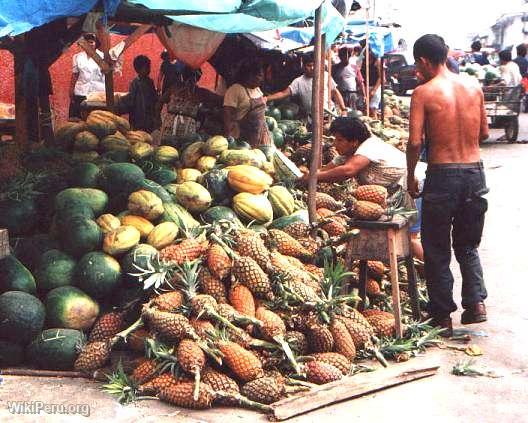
left=340, top=19, right=395, bottom=56
left=0, top=0, right=120, bottom=37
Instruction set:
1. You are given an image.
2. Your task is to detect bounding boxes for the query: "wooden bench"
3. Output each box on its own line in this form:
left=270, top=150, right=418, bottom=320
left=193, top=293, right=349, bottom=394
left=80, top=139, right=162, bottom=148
left=345, top=215, right=421, bottom=337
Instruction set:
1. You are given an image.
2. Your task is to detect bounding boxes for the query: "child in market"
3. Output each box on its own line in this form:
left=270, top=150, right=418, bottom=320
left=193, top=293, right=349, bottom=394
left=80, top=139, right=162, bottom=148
left=119, top=55, right=159, bottom=132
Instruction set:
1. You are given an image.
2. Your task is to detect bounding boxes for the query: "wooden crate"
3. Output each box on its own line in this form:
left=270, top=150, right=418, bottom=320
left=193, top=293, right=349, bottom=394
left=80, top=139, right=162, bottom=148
left=0, top=228, right=9, bottom=259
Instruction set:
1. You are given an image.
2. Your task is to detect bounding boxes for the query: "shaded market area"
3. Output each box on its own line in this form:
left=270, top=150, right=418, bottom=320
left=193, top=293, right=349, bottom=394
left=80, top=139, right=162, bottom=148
left=0, top=0, right=526, bottom=421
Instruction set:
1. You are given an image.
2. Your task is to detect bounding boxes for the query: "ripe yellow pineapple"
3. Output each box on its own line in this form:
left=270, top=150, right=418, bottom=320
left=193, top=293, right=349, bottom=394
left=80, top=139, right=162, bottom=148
left=266, top=229, right=311, bottom=259
left=362, top=310, right=396, bottom=337
left=232, top=256, right=274, bottom=300
left=158, top=381, right=215, bottom=409
left=131, top=358, right=158, bottom=384
left=282, top=222, right=310, bottom=239
left=177, top=339, right=206, bottom=400
left=151, top=291, right=185, bottom=312
left=310, top=352, right=351, bottom=375
left=335, top=307, right=374, bottom=349
left=305, top=361, right=342, bottom=385
left=366, top=278, right=382, bottom=296
left=330, top=319, right=356, bottom=361
left=142, top=307, right=199, bottom=342
left=138, top=373, right=186, bottom=394
left=367, top=260, right=386, bottom=279
left=199, top=268, right=228, bottom=304
left=159, top=239, right=209, bottom=265
left=228, top=283, right=256, bottom=317
left=315, top=192, right=342, bottom=211
left=74, top=340, right=112, bottom=373
left=89, top=311, right=125, bottom=342
left=353, top=200, right=385, bottom=221
left=206, top=243, right=232, bottom=280
left=217, top=340, right=264, bottom=382
left=307, top=324, right=335, bottom=353
left=233, top=230, right=271, bottom=271
left=202, top=367, right=240, bottom=405
left=316, top=208, right=348, bottom=237
left=353, top=184, right=388, bottom=207
left=241, top=376, right=286, bottom=404
left=190, top=318, right=215, bottom=338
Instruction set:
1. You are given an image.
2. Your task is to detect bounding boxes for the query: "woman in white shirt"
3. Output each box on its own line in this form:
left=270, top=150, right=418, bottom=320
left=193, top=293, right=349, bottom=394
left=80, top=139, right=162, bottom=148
left=301, top=117, right=426, bottom=259
left=69, top=33, right=106, bottom=119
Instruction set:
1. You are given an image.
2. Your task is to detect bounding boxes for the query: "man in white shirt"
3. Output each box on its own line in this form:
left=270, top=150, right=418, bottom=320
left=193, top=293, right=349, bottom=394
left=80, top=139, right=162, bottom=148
left=69, top=33, right=106, bottom=119
left=498, top=49, right=522, bottom=86
left=266, top=54, right=348, bottom=122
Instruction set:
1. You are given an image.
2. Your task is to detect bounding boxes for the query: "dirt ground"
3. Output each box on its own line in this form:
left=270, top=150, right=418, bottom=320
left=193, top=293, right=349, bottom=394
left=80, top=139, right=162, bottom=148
left=1, top=119, right=527, bottom=423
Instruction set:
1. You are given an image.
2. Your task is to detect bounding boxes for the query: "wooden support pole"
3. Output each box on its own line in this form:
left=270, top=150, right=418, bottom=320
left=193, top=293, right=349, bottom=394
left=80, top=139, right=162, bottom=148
left=387, top=228, right=403, bottom=338
left=13, top=48, right=28, bottom=151
left=318, top=33, right=326, bottom=168
left=122, top=24, right=152, bottom=51
left=308, top=6, right=324, bottom=226
left=96, top=23, right=114, bottom=111
left=380, top=55, right=385, bottom=122
left=365, top=5, right=370, bottom=117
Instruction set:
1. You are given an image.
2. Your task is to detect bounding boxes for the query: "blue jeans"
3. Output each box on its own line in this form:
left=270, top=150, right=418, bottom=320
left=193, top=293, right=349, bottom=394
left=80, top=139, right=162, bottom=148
left=421, top=162, right=488, bottom=318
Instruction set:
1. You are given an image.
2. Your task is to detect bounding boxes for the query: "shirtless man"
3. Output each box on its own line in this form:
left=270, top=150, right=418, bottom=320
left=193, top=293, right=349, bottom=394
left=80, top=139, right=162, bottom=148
left=406, top=34, right=489, bottom=336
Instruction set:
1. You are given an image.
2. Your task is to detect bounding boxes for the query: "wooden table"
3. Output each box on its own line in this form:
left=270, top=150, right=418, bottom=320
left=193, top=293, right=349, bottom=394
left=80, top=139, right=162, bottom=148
left=345, top=215, right=420, bottom=337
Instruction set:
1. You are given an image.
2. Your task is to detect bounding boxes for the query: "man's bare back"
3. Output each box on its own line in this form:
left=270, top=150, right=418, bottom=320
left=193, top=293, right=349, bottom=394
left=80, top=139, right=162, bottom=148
left=410, top=69, right=489, bottom=164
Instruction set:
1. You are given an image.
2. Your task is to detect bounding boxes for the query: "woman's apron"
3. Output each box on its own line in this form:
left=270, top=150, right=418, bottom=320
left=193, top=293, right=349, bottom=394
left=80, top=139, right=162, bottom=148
left=239, top=88, right=272, bottom=155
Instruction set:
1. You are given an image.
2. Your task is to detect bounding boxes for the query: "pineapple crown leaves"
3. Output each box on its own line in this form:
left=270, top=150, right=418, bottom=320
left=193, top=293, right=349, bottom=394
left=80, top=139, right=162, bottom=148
left=321, top=259, right=355, bottom=300
left=129, top=252, right=174, bottom=292
left=102, top=361, right=138, bottom=405
left=171, top=259, right=203, bottom=299
left=144, top=338, right=183, bottom=376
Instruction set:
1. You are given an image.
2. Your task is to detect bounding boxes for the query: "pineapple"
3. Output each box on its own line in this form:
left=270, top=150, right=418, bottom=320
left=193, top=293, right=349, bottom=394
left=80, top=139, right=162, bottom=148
left=363, top=310, right=396, bottom=338
left=330, top=319, right=356, bottom=361
left=206, top=243, right=232, bottom=280
left=284, top=331, right=308, bottom=356
left=266, top=229, right=311, bottom=259
left=284, top=255, right=305, bottom=270
left=232, top=256, right=274, bottom=300
left=310, top=352, right=351, bottom=375
left=297, top=237, right=320, bottom=255
left=282, top=222, right=310, bottom=239
left=335, top=308, right=374, bottom=349
left=89, top=311, right=124, bottom=342
left=307, top=324, right=335, bottom=353
left=353, top=185, right=388, bottom=207
left=217, top=340, right=264, bottom=382
left=177, top=339, right=206, bottom=400
left=202, top=367, right=240, bottom=405
left=138, top=373, right=184, bottom=394
left=142, top=307, right=199, bottom=343
left=215, top=302, right=262, bottom=328
left=367, top=260, right=386, bottom=279
left=241, top=377, right=286, bottom=404
left=127, top=327, right=149, bottom=352
left=315, top=192, right=342, bottom=211
left=305, top=361, right=343, bottom=385
left=200, top=268, right=228, bottom=304
left=303, top=264, right=324, bottom=280
left=159, top=239, right=209, bottom=265
left=131, top=358, right=158, bottom=385
left=190, top=318, right=215, bottom=338
left=233, top=230, right=270, bottom=271
left=255, top=307, right=300, bottom=373
left=74, top=340, right=112, bottom=373
left=366, top=279, right=382, bottom=296
left=353, top=200, right=384, bottom=221
left=228, top=283, right=256, bottom=318
left=151, top=291, right=185, bottom=312
left=158, top=381, right=215, bottom=409
left=316, top=208, right=348, bottom=237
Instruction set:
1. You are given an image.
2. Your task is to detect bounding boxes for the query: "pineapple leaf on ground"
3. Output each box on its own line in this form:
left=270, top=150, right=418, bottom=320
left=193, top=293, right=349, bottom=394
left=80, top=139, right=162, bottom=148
left=452, top=360, right=502, bottom=378
left=102, top=361, right=138, bottom=405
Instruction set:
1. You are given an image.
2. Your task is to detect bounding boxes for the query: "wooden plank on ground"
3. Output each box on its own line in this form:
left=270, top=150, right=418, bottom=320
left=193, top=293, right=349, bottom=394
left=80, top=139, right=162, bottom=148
left=270, top=361, right=440, bottom=421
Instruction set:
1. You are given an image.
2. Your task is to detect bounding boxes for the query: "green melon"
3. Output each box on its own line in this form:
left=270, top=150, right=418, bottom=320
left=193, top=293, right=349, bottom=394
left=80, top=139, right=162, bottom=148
left=59, top=216, right=103, bottom=258
left=120, top=243, right=158, bottom=285
left=133, top=179, right=173, bottom=203
left=26, top=328, right=84, bottom=370
left=98, top=163, right=145, bottom=196
left=9, top=234, right=59, bottom=271
left=201, top=206, right=243, bottom=227
left=75, top=252, right=122, bottom=300
left=70, top=163, right=101, bottom=188
left=0, top=255, right=37, bottom=294
left=0, top=291, right=45, bottom=344
left=55, top=188, right=108, bottom=216
left=34, top=250, right=76, bottom=293
left=45, top=286, right=99, bottom=330
left=55, top=200, right=95, bottom=224
left=149, top=168, right=178, bottom=186
left=0, top=340, right=25, bottom=366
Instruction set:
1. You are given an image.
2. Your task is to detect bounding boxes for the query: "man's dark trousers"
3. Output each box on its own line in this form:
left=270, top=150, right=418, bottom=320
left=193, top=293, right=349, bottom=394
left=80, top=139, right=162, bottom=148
left=421, top=162, right=488, bottom=319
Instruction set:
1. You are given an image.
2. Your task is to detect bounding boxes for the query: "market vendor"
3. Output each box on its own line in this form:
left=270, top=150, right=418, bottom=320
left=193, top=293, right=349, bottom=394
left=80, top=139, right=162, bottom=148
left=69, top=33, right=106, bottom=120
left=223, top=59, right=273, bottom=153
left=301, top=116, right=425, bottom=260
left=158, top=66, right=221, bottom=139
left=265, top=54, right=348, bottom=122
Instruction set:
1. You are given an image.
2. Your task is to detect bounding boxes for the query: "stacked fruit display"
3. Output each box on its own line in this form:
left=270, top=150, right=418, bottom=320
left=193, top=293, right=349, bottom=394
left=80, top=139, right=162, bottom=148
left=0, top=109, right=431, bottom=413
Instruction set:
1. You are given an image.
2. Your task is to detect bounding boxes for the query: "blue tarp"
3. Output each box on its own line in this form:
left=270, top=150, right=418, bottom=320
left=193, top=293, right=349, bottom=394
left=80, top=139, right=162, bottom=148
left=0, top=0, right=120, bottom=37
left=129, top=0, right=345, bottom=42
left=340, top=22, right=395, bottom=56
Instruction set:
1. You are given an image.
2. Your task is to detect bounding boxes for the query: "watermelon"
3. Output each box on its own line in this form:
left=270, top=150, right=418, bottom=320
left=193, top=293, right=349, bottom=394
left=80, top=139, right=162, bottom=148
left=201, top=169, right=234, bottom=206
left=0, top=340, right=25, bottom=366
left=59, top=216, right=103, bottom=258
left=45, top=286, right=99, bottom=330
left=266, top=116, right=278, bottom=131
left=70, top=163, right=101, bottom=188
left=201, top=206, right=243, bottom=227
left=98, top=163, right=145, bottom=196
left=9, top=234, right=59, bottom=271
left=120, top=243, right=158, bottom=285
left=0, top=291, right=45, bottom=344
left=267, top=107, right=282, bottom=121
left=149, top=168, right=178, bottom=186
left=34, top=249, right=76, bottom=293
left=55, top=188, right=108, bottom=217
left=132, top=179, right=173, bottom=203
left=26, top=328, right=84, bottom=370
left=272, top=129, right=285, bottom=148
left=75, top=252, right=122, bottom=300
left=269, top=209, right=309, bottom=229
left=0, top=255, right=37, bottom=294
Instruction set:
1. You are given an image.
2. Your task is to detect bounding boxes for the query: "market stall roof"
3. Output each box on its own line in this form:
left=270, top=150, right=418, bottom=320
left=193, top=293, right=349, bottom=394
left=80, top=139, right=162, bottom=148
left=339, top=20, right=396, bottom=56
left=0, top=0, right=120, bottom=37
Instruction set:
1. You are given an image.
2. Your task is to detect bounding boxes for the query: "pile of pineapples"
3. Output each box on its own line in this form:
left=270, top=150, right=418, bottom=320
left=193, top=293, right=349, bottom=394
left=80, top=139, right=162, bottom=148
left=73, top=223, right=400, bottom=412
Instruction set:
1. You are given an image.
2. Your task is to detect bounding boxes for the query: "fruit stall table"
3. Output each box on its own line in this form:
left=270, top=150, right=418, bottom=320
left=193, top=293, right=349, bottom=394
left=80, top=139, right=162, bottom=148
left=345, top=215, right=420, bottom=337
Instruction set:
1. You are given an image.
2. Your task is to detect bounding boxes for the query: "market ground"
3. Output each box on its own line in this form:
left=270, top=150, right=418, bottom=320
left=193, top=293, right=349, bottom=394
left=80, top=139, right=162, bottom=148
left=1, top=119, right=527, bottom=423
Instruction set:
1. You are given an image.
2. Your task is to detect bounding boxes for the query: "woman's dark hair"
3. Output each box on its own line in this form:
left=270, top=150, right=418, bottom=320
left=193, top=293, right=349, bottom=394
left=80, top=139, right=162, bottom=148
left=160, top=51, right=170, bottom=61
left=471, top=40, right=482, bottom=52
left=82, top=33, right=100, bottom=49
left=499, top=49, right=512, bottom=63
left=329, top=117, right=370, bottom=143
left=236, top=59, right=264, bottom=84
left=413, top=34, right=448, bottom=66
left=516, top=43, right=527, bottom=57
left=133, top=55, right=151, bottom=72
